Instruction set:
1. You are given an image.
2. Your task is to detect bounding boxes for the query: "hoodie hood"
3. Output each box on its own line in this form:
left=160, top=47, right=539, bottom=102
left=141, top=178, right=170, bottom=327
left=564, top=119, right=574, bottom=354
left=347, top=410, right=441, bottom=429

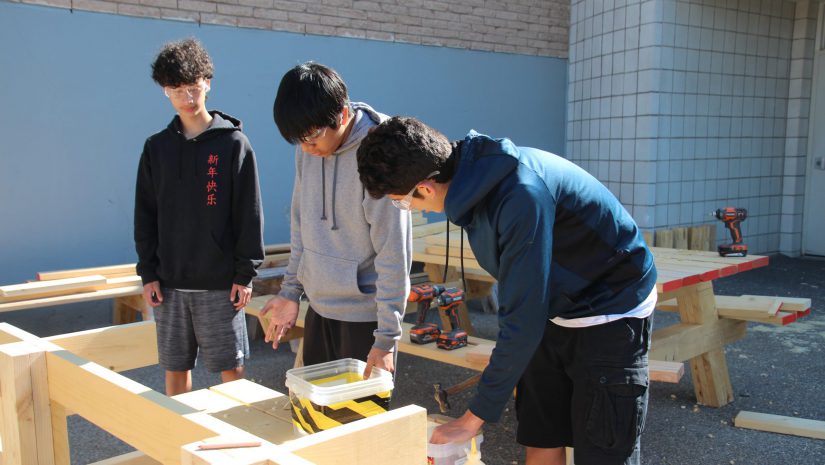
left=445, top=131, right=520, bottom=226
left=335, top=102, right=385, bottom=154
left=318, top=102, right=388, bottom=229
left=167, top=110, right=242, bottom=140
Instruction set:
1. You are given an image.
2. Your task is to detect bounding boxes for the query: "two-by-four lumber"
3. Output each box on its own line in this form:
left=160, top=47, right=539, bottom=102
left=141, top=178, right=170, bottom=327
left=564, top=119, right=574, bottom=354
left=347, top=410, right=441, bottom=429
left=0, top=275, right=108, bottom=300
left=46, top=349, right=219, bottom=465
left=734, top=411, right=825, bottom=440
left=264, top=243, right=290, bottom=255
left=0, top=339, right=56, bottom=465
left=412, top=220, right=460, bottom=239
left=36, top=264, right=137, bottom=281
left=0, top=285, right=143, bottom=313
left=44, top=321, right=158, bottom=373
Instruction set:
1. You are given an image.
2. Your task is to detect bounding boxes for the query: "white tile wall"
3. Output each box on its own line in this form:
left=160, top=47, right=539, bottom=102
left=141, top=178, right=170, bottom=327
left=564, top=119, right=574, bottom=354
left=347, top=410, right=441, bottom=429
left=566, top=0, right=815, bottom=254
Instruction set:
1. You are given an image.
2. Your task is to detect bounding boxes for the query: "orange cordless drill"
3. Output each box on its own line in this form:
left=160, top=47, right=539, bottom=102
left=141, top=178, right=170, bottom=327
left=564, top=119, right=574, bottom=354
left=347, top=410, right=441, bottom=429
left=435, top=288, right=468, bottom=350
left=711, top=207, right=748, bottom=257
left=408, top=284, right=445, bottom=344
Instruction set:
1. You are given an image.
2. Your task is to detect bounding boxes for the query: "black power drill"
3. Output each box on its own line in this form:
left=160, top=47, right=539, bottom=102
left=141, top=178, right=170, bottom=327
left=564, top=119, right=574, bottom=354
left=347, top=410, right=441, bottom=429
left=435, top=288, right=468, bottom=350
left=408, top=284, right=445, bottom=344
left=711, top=207, right=748, bottom=257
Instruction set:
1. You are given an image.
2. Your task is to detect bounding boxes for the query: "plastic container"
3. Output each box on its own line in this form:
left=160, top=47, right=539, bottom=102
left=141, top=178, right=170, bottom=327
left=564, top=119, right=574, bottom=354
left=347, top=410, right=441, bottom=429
left=285, top=358, right=393, bottom=435
left=427, top=423, right=484, bottom=465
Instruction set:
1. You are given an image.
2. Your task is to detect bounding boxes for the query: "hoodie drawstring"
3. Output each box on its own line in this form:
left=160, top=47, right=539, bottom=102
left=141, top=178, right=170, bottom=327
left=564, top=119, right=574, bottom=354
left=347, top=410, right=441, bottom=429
left=320, top=161, right=327, bottom=220
left=319, top=156, right=339, bottom=230
left=330, top=154, right=339, bottom=230
left=441, top=220, right=467, bottom=291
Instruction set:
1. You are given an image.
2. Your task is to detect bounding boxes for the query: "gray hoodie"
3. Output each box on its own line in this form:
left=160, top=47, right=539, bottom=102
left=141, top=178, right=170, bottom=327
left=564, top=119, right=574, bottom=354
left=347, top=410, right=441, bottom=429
left=277, top=102, right=412, bottom=351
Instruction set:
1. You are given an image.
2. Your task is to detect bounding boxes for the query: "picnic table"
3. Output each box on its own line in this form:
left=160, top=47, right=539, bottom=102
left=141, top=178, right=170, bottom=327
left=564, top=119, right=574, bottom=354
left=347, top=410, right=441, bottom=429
left=413, top=230, right=811, bottom=408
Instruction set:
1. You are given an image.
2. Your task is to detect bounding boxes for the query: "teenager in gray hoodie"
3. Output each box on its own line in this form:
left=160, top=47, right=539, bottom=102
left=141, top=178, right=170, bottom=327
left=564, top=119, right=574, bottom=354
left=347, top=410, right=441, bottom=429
left=261, top=62, right=412, bottom=378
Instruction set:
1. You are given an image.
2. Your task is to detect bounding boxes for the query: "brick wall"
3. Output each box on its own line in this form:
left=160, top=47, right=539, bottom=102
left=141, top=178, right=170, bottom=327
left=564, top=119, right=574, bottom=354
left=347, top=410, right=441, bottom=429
left=10, top=0, right=569, bottom=57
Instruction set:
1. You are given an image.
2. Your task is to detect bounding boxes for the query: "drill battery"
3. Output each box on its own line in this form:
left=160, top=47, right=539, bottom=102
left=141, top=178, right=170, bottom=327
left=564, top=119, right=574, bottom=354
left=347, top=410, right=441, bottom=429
left=408, top=284, right=445, bottom=345
left=434, top=288, right=469, bottom=350
left=437, top=328, right=468, bottom=350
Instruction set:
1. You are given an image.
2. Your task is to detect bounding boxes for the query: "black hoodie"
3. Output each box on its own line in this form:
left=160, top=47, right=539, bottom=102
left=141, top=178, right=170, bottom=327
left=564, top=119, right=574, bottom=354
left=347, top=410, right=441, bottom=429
left=134, top=111, right=264, bottom=289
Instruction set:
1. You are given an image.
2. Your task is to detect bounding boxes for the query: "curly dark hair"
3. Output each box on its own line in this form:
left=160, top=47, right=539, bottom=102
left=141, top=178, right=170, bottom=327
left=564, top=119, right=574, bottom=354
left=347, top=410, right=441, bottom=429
left=151, top=38, right=214, bottom=87
left=356, top=116, right=453, bottom=199
left=273, top=62, right=349, bottom=144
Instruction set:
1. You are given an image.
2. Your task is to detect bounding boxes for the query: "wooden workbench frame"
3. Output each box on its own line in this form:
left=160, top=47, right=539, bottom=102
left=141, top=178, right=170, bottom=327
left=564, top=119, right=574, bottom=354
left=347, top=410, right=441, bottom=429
left=0, top=322, right=426, bottom=465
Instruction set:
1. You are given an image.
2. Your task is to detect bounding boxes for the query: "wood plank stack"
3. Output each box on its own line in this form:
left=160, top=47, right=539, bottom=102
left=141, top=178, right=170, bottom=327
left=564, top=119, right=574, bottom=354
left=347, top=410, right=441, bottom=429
left=0, top=264, right=143, bottom=313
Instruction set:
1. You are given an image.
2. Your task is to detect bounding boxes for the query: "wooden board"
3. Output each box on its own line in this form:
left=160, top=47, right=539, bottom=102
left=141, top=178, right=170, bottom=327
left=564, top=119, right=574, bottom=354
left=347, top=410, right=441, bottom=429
left=264, top=243, right=290, bottom=255
left=88, top=451, right=161, bottom=465
left=36, top=264, right=136, bottom=281
left=0, top=285, right=142, bottom=313
left=648, top=360, right=685, bottom=383
left=0, top=275, right=108, bottom=300
left=740, top=295, right=811, bottom=312
left=734, top=411, right=825, bottom=440
left=281, top=405, right=427, bottom=465
left=46, top=350, right=219, bottom=465
left=45, top=321, right=158, bottom=373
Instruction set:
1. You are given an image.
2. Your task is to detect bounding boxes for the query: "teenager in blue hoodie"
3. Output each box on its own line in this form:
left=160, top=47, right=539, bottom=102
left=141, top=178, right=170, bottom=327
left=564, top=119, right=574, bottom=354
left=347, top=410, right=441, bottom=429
left=260, top=63, right=412, bottom=379
left=134, top=38, right=264, bottom=396
left=357, top=117, right=657, bottom=465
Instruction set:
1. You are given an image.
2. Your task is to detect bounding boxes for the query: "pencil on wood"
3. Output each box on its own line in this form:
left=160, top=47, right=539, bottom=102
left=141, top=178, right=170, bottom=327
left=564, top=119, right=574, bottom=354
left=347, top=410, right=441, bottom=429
left=197, top=441, right=261, bottom=450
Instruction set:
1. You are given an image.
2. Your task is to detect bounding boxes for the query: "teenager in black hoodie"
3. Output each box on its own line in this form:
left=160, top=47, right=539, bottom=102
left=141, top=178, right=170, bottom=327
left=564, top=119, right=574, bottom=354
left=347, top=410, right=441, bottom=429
left=134, top=38, right=264, bottom=396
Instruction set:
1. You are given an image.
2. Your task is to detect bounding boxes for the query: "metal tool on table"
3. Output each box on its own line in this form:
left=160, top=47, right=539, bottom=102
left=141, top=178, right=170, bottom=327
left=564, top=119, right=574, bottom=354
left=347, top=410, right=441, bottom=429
left=435, top=287, right=468, bottom=350
left=711, top=207, right=748, bottom=257
left=433, top=374, right=482, bottom=413
left=408, top=284, right=446, bottom=344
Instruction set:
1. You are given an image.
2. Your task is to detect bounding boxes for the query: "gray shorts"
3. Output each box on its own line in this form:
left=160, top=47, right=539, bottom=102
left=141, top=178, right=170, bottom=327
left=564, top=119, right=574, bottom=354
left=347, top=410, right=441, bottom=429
left=154, top=288, right=249, bottom=373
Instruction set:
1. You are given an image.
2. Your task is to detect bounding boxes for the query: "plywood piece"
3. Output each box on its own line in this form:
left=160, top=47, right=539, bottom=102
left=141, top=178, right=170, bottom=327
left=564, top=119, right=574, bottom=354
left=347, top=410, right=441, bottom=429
left=734, top=411, right=825, bottom=440
left=642, top=231, right=653, bottom=247
left=0, top=275, right=108, bottom=300
left=177, top=388, right=296, bottom=446
left=282, top=405, right=427, bottom=465
left=209, top=380, right=293, bottom=425
left=36, top=264, right=137, bottom=281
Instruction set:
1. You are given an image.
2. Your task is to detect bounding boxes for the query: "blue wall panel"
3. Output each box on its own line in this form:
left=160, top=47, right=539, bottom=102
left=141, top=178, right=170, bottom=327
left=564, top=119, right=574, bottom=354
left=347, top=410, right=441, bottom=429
left=0, top=2, right=566, bottom=284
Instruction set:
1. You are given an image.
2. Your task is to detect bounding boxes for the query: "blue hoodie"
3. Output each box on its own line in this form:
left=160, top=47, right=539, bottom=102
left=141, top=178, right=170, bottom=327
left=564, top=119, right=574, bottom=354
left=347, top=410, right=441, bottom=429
left=445, top=132, right=656, bottom=423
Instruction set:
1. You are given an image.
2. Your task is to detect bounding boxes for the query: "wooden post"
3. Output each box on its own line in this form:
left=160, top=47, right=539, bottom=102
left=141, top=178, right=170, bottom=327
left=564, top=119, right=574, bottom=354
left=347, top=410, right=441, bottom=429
left=673, top=227, right=689, bottom=249
left=654, top=229, right=674, bottom=248
left=0, top=341, right=56, bottom=465
left=50, top=401, right=70, bottom=465
left=113, top=295, right=150, bottom=325
left=675, top=282, right=734, bottom=407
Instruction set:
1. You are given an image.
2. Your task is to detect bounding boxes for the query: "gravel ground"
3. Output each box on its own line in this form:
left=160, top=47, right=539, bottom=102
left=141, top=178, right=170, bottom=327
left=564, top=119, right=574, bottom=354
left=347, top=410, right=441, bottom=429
left=2, top=255, right=823, bottom=464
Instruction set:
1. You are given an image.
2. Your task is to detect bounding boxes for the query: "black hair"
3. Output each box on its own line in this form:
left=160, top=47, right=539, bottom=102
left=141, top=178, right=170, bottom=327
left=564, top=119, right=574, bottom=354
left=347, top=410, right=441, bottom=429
left=151, top=38, right=213, bottom=87
left=273, top=62, right=349, bottom=144
left=357, top=116, right=453, bottom=199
